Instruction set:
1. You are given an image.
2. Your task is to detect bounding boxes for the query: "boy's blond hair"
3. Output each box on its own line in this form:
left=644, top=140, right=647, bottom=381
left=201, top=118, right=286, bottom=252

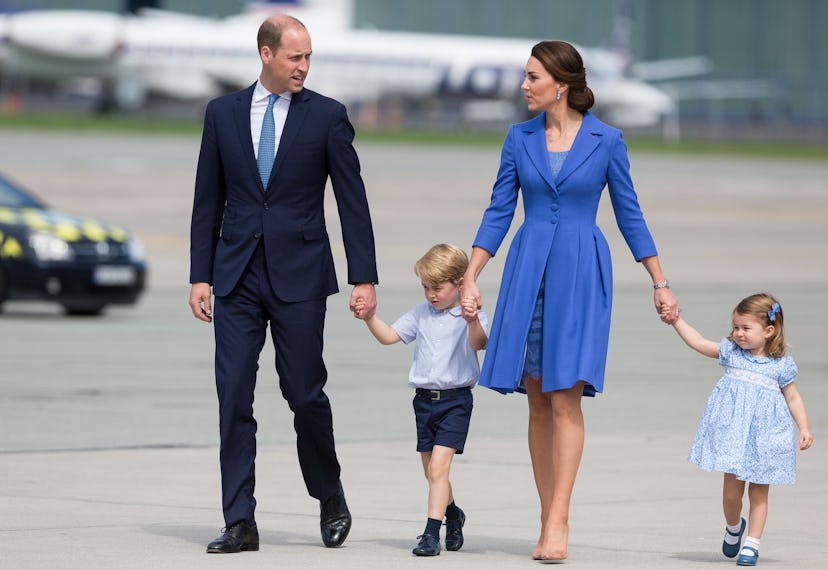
left=413, top=244, right=468, bottom=285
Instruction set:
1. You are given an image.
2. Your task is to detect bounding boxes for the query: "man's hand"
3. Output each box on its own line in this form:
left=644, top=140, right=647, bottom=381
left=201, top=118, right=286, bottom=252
left=350, top=283, right=376, bottom=320
left=189, top=282, right=213, bottom=322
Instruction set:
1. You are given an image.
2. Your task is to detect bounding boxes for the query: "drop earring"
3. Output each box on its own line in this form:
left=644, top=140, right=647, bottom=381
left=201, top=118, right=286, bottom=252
left=556, top=90, right=561, bottom=101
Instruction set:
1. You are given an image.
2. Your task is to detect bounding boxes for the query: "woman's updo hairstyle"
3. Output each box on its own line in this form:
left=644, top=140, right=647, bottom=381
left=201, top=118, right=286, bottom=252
left=531, top=40, right=595, bottom=112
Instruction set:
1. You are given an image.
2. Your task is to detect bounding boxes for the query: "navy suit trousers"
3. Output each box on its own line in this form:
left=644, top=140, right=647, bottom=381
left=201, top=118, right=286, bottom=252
left=213, top=244, right=340, bottom=526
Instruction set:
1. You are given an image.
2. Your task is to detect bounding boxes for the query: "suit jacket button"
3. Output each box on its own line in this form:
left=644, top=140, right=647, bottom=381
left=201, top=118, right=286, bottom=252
left=253, top=233, right=261, bottom=239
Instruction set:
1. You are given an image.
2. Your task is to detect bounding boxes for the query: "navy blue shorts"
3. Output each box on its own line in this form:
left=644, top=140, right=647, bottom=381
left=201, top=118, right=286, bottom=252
left=413, top=387, right=473, bottom=454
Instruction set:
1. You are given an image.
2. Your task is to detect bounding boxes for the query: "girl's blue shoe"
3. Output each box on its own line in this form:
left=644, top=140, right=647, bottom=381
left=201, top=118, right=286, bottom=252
left=736, top=546, right=759, bottom=566
left=722, top=518, right=746, bottom=558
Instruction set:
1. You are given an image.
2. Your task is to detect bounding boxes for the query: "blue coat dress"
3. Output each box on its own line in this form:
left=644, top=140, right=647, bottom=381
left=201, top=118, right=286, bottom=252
left=473, top=111, right=657, bottom=396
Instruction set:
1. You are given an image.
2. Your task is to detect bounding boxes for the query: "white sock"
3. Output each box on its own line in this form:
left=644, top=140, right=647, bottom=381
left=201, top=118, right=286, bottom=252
left=741, top=536, right=760, bottom=555
left=724, top=519, right=743, bottom=545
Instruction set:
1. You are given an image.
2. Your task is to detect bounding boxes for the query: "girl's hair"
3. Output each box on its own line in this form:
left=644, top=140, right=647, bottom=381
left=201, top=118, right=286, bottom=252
left=530, top=40, right=595, bottom=112
left=414, top=244, right=468, bottom=285
left=730, top=293, right=787, bottom=357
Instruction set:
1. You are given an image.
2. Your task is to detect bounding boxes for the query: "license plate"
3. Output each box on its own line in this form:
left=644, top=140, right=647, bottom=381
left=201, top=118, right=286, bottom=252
left=93, top=265, right=137, bottom=286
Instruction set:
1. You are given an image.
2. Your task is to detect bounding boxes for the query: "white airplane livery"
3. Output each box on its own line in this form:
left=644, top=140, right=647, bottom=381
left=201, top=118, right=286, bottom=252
left=0, top=0, right=695, bottom=128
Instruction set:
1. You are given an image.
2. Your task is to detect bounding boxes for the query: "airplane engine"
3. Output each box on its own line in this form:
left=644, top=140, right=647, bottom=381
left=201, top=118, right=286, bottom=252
left=593, top=79, right=675, bottom=128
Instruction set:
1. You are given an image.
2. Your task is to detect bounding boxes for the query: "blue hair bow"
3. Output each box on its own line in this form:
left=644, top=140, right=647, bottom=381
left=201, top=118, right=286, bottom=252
left=767, top=303, right=780, bottom=322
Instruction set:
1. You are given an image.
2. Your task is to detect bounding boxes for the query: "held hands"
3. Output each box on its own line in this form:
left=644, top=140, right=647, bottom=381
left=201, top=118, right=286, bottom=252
left=461, top=295, right=480, bottom=323
left=350, top=283, right=376, bottom=320
left=655, top=287, right=679, bottom=325
left=460, top=278, right=483, bottom=311
left=353, top=297, right=368, bottom=320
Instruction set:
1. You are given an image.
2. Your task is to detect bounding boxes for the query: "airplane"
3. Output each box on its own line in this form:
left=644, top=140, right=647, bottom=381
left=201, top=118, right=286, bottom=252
left=0, top=0, right=707, bottom=129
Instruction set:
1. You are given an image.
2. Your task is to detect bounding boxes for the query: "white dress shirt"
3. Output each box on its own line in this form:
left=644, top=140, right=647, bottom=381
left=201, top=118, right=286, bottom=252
left=251, top=81, right=292, bottom=160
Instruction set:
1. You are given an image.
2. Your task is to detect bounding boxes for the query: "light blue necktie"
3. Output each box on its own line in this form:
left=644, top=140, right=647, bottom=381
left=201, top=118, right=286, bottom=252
left=257, top=93, right=278, bottom=187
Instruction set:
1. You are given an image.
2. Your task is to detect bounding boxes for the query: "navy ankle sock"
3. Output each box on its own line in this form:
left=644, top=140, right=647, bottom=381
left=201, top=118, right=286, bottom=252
left=424, top=517, right=442, bottom=538
left=445, top=501, right=461, bottom=521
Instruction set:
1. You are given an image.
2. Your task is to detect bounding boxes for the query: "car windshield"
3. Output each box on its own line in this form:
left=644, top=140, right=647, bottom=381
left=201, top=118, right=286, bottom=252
left=0, top=176, right=47, bottom=208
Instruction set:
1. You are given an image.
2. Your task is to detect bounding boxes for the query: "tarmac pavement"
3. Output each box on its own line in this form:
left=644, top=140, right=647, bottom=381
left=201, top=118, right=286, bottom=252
left=0, top=130, right=826, bottom=568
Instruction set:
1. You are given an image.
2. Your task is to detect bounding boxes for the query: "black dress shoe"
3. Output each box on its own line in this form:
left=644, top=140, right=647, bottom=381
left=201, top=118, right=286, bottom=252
left=320, top=482, right=351, bottom=547
left=444, top=507, right=465, bottom=551
left=206, top=521, right=259, bottom=553
left=412, top=533, right=441, bottom=556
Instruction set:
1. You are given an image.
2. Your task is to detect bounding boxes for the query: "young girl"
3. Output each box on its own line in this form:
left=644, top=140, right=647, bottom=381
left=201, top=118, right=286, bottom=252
left=354, top=244, right=488, bottom=556
left=668, top=293, right=812, bottom=566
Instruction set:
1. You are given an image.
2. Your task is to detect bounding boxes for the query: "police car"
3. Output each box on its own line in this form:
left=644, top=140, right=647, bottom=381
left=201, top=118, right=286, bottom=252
left=0, top=173, right=146, bottom=315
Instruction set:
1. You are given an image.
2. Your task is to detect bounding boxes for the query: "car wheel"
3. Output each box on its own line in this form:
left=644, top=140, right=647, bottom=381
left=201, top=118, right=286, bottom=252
left=62, top=302, right=107, bottom=316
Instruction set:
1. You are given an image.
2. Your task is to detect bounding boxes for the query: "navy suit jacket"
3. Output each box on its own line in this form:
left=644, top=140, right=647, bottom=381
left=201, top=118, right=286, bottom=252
left=190, top=83, right=377, bottom=301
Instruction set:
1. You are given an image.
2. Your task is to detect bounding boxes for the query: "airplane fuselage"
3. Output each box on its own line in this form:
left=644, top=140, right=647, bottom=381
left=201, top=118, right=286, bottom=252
left=1, top=7, right=674, bottom=126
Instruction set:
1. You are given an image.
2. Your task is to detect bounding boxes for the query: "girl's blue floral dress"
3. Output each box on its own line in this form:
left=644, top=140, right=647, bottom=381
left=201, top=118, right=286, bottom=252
left=689, top=339, right=798, bottom=484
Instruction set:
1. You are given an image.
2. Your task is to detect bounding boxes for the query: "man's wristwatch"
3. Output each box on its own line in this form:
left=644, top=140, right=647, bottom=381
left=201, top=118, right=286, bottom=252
left=653, top=279, right=670, bottom=290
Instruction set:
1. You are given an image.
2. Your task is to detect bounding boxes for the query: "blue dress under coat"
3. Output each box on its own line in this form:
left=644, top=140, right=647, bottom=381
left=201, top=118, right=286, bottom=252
left=473, top=111, right=657, bottom=395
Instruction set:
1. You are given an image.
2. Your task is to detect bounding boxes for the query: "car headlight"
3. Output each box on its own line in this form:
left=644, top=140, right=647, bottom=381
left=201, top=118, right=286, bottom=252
left=29, top=232, right=74, bottom=261
left=126, top=235, right=145, bottom=262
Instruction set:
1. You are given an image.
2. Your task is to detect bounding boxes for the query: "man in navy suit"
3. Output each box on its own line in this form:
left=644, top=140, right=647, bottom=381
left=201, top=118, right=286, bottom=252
left=188, top=14, right=378, bottom=553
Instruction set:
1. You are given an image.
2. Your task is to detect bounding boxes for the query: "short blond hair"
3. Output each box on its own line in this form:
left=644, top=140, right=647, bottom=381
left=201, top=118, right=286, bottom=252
left=413, top=244, right=468, bottom=285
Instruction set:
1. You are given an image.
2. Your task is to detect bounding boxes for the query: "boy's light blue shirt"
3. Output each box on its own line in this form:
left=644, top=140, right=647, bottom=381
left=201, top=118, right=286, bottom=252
left=391, top=302, right=488, bottom=390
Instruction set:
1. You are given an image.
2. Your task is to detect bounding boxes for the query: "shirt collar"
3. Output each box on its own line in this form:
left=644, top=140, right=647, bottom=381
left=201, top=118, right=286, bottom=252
left=429, top=304, right=463, bottom=317
left=254, top=80, right=293, bottom=104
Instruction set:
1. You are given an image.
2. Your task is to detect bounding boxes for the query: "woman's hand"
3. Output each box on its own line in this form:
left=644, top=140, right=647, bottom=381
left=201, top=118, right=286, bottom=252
left=461, top=296, right=479, bottom=323
left=655, top=287, right=679, bottom=324
left=639, top=257, right=677, bottom=325
left=461, top=246, right=492, bottom=311
left=461, top=278, right=482, bottom=311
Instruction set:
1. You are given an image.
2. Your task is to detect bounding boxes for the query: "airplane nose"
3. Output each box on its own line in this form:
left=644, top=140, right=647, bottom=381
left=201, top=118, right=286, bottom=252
left=8, top=10, right=122, bottom=60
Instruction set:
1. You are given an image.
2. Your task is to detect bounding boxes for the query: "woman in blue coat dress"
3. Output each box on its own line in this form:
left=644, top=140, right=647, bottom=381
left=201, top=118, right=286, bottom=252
left=462, top=41, right=679, bottom=562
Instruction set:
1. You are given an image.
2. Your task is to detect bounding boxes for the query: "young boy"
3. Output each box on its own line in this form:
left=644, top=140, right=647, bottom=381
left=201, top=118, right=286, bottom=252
left=354, top=243, right=488, bottom=556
